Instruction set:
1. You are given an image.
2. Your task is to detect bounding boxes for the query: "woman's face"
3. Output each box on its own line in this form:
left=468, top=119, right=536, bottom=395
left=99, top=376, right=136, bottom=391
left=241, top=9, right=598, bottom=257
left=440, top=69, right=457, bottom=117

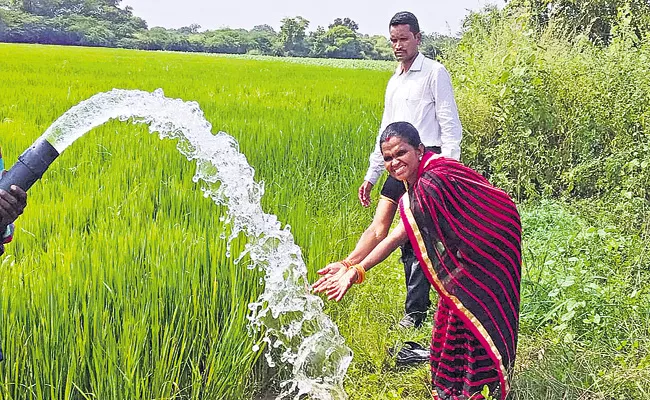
left=381, top=136, right=423, bottom=185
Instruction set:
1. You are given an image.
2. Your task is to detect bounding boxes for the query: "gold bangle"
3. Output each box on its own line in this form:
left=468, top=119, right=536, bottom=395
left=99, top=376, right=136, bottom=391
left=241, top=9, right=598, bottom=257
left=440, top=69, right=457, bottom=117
left=340, top=259, right=353, bottom=268
left=352, top=264, right=366, bottom=284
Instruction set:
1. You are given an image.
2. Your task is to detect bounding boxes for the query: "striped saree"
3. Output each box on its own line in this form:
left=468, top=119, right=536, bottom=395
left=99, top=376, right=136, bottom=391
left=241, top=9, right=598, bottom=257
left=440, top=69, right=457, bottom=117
left=399, top=153, right=521, bottom=400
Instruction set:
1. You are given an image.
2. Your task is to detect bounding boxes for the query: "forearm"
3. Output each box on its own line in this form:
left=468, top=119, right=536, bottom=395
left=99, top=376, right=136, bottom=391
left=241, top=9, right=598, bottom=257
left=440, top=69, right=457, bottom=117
left=365, top=96, right=393, bottom=184
left=345, top=225, right=388, bottom=264
left=345, top=199, right=397, bottom=264
left=0, top=223, right=12, bottom=256
left=364, top=141, right=385, bottom=185
left=357, top=221, right=408, bottom=273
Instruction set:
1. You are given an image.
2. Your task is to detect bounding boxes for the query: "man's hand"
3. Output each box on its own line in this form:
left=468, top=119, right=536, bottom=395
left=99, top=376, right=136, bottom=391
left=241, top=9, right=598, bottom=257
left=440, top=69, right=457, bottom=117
left=0, top=184, right=27, bottom=229
left=357, top=181, right=374, bottom=208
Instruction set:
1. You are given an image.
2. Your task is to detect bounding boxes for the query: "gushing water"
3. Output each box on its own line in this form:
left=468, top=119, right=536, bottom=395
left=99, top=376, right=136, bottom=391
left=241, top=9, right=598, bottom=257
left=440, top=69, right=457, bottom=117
left=41, top=88, right=352, bottom=399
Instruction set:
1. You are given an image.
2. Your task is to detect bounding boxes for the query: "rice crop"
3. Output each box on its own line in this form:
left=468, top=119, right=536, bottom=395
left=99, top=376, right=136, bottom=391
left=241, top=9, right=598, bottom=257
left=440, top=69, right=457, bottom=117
left=0, top=43, right=388, bottom=399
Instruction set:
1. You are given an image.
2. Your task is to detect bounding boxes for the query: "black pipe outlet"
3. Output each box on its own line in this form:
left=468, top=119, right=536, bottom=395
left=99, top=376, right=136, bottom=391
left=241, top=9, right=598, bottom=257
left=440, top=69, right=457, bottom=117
left=0, top=139, right=60, bottom=192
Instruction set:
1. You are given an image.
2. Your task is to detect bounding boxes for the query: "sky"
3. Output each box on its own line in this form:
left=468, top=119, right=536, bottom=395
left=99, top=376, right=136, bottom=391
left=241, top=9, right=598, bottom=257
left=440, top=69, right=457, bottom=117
left=120, top=0, right=502, bottom=37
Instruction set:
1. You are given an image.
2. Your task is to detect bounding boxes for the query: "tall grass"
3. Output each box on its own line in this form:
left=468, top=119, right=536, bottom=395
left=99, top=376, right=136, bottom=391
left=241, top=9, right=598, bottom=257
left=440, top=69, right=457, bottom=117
left=0, top=44, right=388, bottom=399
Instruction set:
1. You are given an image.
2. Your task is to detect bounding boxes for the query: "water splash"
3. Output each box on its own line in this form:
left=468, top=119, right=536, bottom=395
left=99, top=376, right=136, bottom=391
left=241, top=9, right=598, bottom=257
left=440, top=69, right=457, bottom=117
left=41, top=88, right=352, bottom=399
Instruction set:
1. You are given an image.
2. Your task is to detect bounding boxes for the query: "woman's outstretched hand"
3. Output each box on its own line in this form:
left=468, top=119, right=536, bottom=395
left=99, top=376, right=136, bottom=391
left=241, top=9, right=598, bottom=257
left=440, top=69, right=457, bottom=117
left=312, top=261, right=358, bottom=302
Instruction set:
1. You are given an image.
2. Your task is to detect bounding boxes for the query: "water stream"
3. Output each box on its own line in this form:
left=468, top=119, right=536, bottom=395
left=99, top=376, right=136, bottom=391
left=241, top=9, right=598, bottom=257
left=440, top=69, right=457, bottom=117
left=41, top=88, right=352, bottom=400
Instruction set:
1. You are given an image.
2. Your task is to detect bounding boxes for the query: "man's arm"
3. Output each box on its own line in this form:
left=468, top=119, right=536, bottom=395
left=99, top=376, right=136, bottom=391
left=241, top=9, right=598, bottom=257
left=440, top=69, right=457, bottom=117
left=0, top=224, right=14, bottom=255
left=432, top=65, right=462, bottom=160
left=359, top=81, right=395, bottom=206
left=0, top=184, right=27, bottom=256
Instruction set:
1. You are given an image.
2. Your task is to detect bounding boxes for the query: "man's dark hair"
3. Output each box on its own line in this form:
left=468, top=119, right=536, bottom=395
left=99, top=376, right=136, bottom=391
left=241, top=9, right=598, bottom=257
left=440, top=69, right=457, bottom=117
left=380, top=121, right=422, bottom=152
left=389, top=11, right=420, bottom=34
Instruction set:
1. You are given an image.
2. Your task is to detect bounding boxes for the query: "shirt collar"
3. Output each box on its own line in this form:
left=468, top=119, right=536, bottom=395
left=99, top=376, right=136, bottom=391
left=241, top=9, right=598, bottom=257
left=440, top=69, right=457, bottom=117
left=410, top=52, right=425, bottom=71
left=394, top=52, right=425, bottom=75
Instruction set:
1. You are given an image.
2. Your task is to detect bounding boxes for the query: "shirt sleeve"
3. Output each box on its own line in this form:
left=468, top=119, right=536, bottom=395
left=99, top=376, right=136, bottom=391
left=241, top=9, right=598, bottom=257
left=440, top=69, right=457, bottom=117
left=2, top=224, right=14, bottom=245
left=364, top=84, right=394, bottom=185
left=432, top=66, right=462, bottom=161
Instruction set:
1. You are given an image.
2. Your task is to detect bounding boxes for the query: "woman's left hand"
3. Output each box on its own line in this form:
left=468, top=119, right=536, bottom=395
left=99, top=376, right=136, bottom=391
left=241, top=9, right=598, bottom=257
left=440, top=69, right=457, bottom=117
left=312, top=263, right=358, bottom=302
left=312, top=262, right=347, bottom=293
left=324, top=268, right=358, bottom=301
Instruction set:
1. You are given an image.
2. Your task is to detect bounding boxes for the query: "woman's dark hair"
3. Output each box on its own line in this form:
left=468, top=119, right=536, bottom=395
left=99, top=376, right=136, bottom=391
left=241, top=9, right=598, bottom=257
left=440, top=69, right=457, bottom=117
left=389, top=11, right=420, bottom=34
left=380, top=122, right=422, bottom=151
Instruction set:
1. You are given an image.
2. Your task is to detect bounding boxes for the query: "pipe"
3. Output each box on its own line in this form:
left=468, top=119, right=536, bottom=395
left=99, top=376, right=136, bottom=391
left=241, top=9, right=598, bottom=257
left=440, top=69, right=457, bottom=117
left=0, top=139, right=60, bottom=192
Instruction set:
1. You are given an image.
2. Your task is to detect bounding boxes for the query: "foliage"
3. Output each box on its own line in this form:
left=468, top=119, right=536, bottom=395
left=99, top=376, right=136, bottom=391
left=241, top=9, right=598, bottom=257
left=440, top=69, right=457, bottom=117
left=506, top=0, right=650, bottom=44
left=0, top=2, right=403, bottom=60
left=419, top=32, right=459, bottom=59
left=0, top=0, right=144, bottom=47
left=278, top=16, right=310, bottom=57
left=329, top=17, right=359, bottom=32
left=446, top=5, right=650, bottom=205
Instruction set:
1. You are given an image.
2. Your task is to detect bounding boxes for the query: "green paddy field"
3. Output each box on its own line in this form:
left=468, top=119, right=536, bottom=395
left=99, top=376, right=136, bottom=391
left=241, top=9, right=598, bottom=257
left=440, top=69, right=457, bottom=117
left=1, top=35, right=649, bottom=400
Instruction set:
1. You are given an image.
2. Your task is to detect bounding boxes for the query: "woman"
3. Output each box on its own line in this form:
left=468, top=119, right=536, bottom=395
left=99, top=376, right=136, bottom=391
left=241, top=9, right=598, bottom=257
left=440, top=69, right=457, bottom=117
left=313, top=121, right=521, bottom=400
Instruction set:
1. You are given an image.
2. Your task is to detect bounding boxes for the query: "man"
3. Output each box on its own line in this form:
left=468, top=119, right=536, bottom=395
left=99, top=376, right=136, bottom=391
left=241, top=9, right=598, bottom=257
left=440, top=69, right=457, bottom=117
left=0, top=147, right=27, bottom=362
left=0, top=148, right=28, bottom=256
left=356, top=11, right=462, bottom=329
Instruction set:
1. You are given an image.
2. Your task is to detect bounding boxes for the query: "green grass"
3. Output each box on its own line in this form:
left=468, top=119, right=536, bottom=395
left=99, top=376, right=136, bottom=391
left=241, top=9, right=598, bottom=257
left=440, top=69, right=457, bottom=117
left=0, top=43, right=389, bottom=399
left=0, top=41, right=649, bottom=400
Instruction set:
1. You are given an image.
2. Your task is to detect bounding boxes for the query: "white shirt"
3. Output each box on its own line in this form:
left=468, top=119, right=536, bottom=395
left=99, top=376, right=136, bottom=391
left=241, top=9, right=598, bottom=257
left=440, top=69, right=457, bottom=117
left=364, top=52, right=462, bottom=184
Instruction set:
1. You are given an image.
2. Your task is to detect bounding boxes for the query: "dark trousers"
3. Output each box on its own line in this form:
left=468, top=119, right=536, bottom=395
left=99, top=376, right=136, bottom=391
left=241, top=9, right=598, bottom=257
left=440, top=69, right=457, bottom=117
left=401, top=239, right=431, bottom=317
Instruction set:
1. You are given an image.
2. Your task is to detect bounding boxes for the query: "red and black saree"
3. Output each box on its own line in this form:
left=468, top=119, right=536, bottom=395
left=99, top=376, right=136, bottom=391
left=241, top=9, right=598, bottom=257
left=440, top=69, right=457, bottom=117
left=398, top=153, right=522, bottom=400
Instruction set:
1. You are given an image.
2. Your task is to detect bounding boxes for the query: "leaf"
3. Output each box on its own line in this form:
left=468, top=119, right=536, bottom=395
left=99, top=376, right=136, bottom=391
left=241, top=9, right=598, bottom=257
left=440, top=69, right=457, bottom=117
left=560, top=310, right=575, bottom=322
left=559, top=275, right=575, bottom=288
left=563, top=333, right=574, bottom=343
left=553, top=323, right=568, bottom=332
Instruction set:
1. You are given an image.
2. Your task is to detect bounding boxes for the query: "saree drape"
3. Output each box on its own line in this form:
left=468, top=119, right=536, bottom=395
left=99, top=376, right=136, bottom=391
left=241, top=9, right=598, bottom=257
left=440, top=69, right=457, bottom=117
left=399, top=153, right=521, bottom=400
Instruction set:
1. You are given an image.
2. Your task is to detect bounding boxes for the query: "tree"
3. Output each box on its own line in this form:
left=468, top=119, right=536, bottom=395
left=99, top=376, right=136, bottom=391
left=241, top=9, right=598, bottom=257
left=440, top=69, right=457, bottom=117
left=252, top=24, right=275, bottom=34
left=505, top=0, right=650, bottom=44
left=308, top=26, right=327, bottom=57
left=178, top=23, right=200, bottom=34
left=57, top=15, right=116, bottom=46
left=420, top=32, right=459, bottom=59
left=278, top=16, right=309, bottom=56
left=203, top=28, right=254, bottom=54
left=324, top=25, right=362, bottom=58
left=328, top=17, right=359, bottom=32
left=358, top=34, right=393, bottom=60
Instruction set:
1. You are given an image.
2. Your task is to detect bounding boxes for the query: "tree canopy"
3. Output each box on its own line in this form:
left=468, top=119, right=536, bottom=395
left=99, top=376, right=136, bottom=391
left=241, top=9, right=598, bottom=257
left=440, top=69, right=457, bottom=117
left=0, top=1, right=460, bottom=60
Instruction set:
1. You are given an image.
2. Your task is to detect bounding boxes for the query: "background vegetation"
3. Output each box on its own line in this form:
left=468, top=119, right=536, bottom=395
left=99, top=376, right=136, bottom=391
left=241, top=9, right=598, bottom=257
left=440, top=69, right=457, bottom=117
left=0, top=0, right=649, bottom=399
left=0, top=0, right=455, bottom=59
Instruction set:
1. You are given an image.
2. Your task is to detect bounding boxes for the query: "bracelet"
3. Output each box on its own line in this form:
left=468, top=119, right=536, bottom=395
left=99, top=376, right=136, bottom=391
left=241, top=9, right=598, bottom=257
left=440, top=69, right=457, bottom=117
left=352, top=264, right=366, bottom=284
left=340, top=259, right=353, bottom=268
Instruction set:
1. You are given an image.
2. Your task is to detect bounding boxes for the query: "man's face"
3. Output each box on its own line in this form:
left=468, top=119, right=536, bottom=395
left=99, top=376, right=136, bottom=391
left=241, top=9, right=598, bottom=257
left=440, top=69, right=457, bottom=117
left=389, top=24, right=420, bottom=64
